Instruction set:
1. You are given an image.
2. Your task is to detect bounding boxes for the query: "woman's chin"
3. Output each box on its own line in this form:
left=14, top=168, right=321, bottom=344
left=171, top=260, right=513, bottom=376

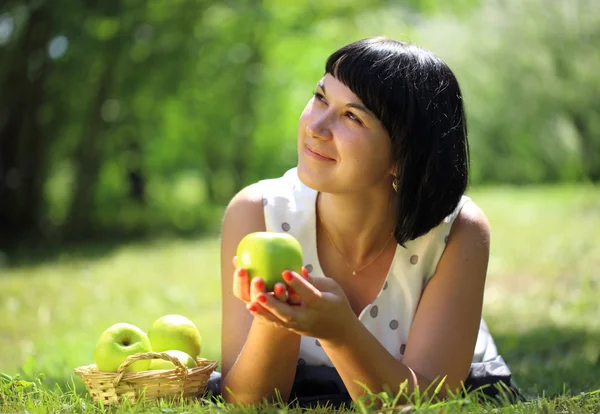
left=297, top=161, right=330, bottom=192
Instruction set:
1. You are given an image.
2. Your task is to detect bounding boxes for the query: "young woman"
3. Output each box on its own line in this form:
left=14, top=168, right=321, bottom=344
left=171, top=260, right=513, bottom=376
left=212, top=37, right=519, bottom=407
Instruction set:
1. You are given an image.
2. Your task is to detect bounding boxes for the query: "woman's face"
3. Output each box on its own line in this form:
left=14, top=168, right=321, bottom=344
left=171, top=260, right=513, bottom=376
left=297, top=74, right=394, bottom=194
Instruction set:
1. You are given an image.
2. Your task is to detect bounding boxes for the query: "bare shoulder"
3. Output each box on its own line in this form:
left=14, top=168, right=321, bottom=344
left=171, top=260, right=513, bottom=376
left=225, top=182, right=264, bottom=215
left=222, top=182, right=265, bottom=231
left=220, top=182, right=267, bottom=274
left=451, top=199, right=490, bottom=245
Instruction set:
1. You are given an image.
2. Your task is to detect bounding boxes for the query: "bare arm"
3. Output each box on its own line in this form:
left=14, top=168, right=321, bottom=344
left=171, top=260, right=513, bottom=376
left=220, top=183, right=301, bottom=404
left=320, top=201, right=490, bottom=401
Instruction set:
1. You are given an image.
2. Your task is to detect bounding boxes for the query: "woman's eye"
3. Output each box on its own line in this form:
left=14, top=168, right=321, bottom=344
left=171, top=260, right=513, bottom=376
left=345, top=112, right=362, bottom=125
left=314, top=92, right=326, bottom=103
left=312, top=92, right=362, bottom=125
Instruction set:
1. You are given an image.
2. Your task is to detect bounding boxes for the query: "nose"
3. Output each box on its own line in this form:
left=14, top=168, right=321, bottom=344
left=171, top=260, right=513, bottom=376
left=306, top=113, right=333, bottom=141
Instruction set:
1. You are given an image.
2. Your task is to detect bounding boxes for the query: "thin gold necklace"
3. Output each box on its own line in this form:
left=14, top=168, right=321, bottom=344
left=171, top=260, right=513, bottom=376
left=317, top=198, right=395, bottom=276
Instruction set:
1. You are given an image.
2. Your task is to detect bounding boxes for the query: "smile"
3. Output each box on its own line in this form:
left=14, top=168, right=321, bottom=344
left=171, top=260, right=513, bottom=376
left=305, top=146, right=335, bottom=161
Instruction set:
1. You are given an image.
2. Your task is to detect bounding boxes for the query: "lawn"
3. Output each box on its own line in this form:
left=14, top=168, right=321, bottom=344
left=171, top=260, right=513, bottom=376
left=1, top=184, right=599, bottom=412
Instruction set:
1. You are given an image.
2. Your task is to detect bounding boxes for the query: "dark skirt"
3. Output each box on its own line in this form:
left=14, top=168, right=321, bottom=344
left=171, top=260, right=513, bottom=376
left=206, top=355, right=524, bottom=408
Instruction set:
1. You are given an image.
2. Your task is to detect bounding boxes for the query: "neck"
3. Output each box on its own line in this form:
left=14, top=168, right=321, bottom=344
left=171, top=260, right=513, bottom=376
left=316, top=187, right=397, bottom=267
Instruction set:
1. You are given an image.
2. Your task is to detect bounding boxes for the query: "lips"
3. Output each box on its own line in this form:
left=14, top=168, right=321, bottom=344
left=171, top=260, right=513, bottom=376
left=306, top=145, right=334, bottom=160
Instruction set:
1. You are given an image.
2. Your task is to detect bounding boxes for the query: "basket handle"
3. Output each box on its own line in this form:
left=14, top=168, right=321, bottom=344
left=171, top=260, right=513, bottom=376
left=113, top=351, right=189, bottom=387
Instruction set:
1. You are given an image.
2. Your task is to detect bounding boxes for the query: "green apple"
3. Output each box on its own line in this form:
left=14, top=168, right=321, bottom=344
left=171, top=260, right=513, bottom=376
left=93, top=323, right=152, bottom=372
left=148, top=350, right=198, bottom=370
left=147, top=315, right=202, bottom=359
left=236, top=231, right=304, bottom=291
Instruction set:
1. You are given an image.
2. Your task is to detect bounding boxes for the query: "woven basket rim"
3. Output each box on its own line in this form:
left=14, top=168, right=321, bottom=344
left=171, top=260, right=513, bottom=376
left=74, top=359, right=218, bottom=374
left=74, top=353, right=218, bottom=405
left=74, top=353, right=218, bottom=384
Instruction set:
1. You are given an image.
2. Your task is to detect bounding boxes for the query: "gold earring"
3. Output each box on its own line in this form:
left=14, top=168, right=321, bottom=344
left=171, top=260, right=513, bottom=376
left=392, top=177, right=399, bottom=193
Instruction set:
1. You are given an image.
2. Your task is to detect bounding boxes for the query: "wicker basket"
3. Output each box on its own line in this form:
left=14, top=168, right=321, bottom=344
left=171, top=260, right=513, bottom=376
left=74, top=352, right=218, bottom=405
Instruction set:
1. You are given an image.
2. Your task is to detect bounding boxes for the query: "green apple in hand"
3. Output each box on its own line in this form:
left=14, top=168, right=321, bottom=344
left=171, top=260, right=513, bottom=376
left=148, top=350, right=198, bottom=370
left=147, top=315, right=202, bottom=359
left=94, top=323, right=152, bottom=372
left=236, top=231, right=304, bottom=291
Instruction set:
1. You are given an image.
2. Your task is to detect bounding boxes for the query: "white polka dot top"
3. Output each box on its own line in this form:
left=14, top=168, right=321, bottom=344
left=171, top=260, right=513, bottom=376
left=259, top=167, right=493, bottom=367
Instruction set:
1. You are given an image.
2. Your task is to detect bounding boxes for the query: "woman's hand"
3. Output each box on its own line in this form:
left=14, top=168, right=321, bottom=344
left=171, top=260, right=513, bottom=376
left=247, top=270, right=356, bottom=342
left=232, top=256, right=305, bottom=306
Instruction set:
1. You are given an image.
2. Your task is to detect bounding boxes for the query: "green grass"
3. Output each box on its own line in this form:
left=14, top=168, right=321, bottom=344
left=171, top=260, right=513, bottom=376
left=472, top=184, right=600, bottom=397
left=1, top=184, right=599, bottom=412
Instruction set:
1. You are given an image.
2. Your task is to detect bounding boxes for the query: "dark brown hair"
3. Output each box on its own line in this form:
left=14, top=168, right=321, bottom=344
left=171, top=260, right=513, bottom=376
left=326, top=37, right=470, bottom=246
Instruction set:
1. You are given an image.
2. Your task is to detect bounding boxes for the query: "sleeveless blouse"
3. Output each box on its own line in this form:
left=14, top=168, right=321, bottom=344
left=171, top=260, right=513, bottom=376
left=259, top=168, right=497, bottom=367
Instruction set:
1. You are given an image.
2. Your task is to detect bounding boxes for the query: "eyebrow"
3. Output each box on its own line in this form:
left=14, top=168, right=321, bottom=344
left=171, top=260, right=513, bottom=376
left=317, top=80, right=375, bottom=119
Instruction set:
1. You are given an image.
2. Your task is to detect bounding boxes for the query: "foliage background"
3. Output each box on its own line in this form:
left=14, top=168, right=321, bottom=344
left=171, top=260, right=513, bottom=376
left=1, top=0, right=599, bottom=247
left=1, top=0, right=599, bottom=404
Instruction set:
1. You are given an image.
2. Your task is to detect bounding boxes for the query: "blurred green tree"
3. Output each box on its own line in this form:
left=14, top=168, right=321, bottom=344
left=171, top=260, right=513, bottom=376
left=0, top=1, right=53, bottom=244
left=417, top=0, right=600, bottom=184
left=0, top=0, right=598, bottom=248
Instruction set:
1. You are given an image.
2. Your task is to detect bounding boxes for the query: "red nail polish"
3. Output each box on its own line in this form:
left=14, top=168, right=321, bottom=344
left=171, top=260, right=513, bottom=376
left=288, top=288, right=296, bottom=295
left=238, top=268, right=247, bottom=277
left=302, top=267, right=309, bottom=278
left=282, top=270, right=293, bottom=281
left=257, top=295, right=267, bottom=303
left=274, top=285, right=285, bottom=295
left=249, top=304, right=258, bottom=312
left=255, top=279, right=265, bottom=289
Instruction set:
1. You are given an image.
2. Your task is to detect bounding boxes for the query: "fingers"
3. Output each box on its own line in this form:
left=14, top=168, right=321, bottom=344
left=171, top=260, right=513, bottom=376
left=232, top=267, right=250, bottom=302
left=233, top=263, right=267, bottom=304
left=250, top=276, right=267, bottom=303
left=246, top=301, right=285, bottom=328
left=287, top=287, right=302, bottom=305
left=282, top=270, right=321, bottom=304
left=234, top=260, right=310, bottom=305
left=273, top=282, right=288, bottom=302
left=289, top=268, right=311, bottom=305
left=252, top=293, right=295, bottom=324
left=302, top=266, right=310, bottom=280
